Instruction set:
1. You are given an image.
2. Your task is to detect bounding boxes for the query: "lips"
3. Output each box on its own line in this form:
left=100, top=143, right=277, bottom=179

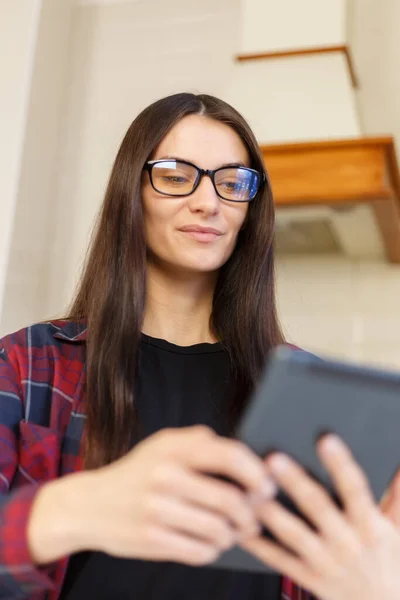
left=179, top=225, right=223, bottom=235
left=178, top=225, right=223, bottom=243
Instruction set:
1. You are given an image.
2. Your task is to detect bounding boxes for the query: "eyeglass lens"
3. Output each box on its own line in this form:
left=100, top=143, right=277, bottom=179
left=150, top=160, right=259, bottom=201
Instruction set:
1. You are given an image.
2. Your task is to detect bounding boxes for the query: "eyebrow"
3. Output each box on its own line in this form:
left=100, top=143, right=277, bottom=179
left=155, top=156, right=249, bottom=169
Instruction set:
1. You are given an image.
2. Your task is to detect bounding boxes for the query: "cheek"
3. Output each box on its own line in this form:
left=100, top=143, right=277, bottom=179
left=143, top=191, right=166, bottom=228
left=142, top=196, right=182, bottom=244
left=144, top=212, right=167, bottom=250
left=226, top=205, right=249, bottom=235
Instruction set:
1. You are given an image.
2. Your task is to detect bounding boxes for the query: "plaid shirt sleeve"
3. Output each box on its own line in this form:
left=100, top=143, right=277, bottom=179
left=0, top=340, right=57, bottom=599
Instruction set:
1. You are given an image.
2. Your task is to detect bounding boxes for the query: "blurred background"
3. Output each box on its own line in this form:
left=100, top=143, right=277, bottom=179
left=1, top=0, right=400, bottom=368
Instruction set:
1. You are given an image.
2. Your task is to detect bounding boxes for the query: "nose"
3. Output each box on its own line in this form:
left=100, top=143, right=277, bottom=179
left=187, top=175, right=220, bottom=216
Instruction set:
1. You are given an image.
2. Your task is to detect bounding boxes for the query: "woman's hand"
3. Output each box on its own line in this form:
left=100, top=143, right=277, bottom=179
left=240, top=435, right=400, bottom=600
left=78, top=425, right=273, bottom=566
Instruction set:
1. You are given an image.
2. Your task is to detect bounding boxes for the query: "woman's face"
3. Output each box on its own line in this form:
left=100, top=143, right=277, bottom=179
left=142, top=115, right=250, bottom=276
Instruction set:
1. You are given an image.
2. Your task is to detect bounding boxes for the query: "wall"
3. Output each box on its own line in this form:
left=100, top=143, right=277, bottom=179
left=277, top=256, right=400, bottom=369
left=0, top=0, right=41, bottom=328
left=334, top=0, right=400, bottom=369
left=1, top=0, right=399, bottom=373
left=0, top=0, right=73, bottom=336
left=45, top=0, right=241, bottom=317
left=241, top=0, right=346, bottom=53
left=349, top=0, right=400, bottom=148
left=224, top=53, right=359, bottom=143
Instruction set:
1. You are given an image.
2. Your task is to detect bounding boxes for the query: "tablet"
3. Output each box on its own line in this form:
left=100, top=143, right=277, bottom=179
left=212, top=346, right=400, bottom=574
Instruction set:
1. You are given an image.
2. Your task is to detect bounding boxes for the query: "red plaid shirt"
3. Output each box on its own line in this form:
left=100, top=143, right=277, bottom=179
left=0, top=320, right=313, bottom=599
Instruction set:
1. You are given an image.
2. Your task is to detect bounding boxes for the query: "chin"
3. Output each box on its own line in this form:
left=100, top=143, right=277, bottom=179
left=153, top=247, right=234, bottom=275
left=160, top=256, right=226, bottom=276
left=182, top=256, right=230, bottom=273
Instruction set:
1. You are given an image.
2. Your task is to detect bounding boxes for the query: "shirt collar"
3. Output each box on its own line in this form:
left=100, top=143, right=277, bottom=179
left=52, top=320, right=87, bottom=342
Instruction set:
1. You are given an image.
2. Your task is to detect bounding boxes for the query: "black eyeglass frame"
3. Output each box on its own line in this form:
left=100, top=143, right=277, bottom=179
left=144, top=158, right=266, bottom=202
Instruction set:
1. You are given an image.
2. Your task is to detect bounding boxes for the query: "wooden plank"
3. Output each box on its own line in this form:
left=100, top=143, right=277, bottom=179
left=261, top=136, right=394, bottom=153
left=236, top=44, right=358, bottom=87
left=261, top=139, right=394, bottom=206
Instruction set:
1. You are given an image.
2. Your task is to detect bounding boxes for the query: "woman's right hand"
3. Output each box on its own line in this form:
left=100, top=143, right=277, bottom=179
left=28, top=425, right=275, bottom=567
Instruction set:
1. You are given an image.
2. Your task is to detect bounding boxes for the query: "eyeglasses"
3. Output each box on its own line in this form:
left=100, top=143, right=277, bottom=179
left=144, top=159, right=263, bottom=202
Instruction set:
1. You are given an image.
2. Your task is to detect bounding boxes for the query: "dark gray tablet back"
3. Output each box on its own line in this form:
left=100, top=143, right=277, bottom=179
left=211, top=347, right=400, bottom=574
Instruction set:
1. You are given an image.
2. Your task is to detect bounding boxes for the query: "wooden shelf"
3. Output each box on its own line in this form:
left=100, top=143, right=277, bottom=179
left=260, top=137, right=400, bottom=262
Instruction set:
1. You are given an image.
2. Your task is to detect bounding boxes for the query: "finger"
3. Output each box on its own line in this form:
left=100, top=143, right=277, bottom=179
left=178, top=427, right=269, bottom=495
left=240, top=533, right=321, bottom=595
left=380, top=469, right=400, bottom=526
left=317, top=435, right=379, bottom=540
left=145, top=495, right=236, bottom=551
left=255, top=500, right=337, bottom=575
left=379, top=485, right=394, bottom=514
left=266, top=453, right=359, bottom=555
left=151, top=464, right=262, bottom=536
left=141, top=525, right=221, bottom=566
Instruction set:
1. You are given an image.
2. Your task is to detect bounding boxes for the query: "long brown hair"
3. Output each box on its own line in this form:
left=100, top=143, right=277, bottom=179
left=66, top=92, right=284, bottom=469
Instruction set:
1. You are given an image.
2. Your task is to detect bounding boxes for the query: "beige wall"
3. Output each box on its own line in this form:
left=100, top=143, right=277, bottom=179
left=0, top=0, right=41, bottom=325
left=0, top=0, right=73, bottom=336
left=349, top=0, right=400, bottom=149
left=224, top=52, right=360, bottom=143
left=228, top=0, right=359, bottom=143
left=1, top=0, right=399, bottom=372
left=241, top=0, right=346, bottom=53
left=277, top=257, right=400, bottom=369
left=334, top=0, right=400, bottom=370
left=45, top=0, right=241, bottom=318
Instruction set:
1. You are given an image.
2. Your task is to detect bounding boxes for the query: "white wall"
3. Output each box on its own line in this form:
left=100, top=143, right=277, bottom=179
left=277, top=256, right=400, bottom=370
left=226, top=0, right=358, bottom=143
left=0, top=0, right=73, bottom=336
left=241, top=0, right=347, bottom=54
left=349, top=0, right=400, bottom=149
left=0, top=0, right=42, bottom=329
left=225, top=52, right=359, bottom=143
left=1, top=0, right=399, bottom=374
left=45, top=0, right=241, bottom=317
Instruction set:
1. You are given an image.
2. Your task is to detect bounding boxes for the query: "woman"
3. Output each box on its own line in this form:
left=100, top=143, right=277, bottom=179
left=0, top=92, right=399, bottom=600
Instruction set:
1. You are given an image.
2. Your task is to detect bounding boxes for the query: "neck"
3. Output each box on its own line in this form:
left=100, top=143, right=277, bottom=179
left=142, top=262, right=218, bottom=346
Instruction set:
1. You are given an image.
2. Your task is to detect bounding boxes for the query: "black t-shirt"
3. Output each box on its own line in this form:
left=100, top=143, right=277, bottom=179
left=60, top=334, right=281, bottom=599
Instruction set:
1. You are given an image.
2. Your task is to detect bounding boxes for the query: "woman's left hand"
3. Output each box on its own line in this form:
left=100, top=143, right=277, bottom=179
left=240, top=435, right=400, bottom=600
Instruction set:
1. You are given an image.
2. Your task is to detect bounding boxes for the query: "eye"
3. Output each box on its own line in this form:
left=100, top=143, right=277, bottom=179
left=220, top=180, right=242, bottom=192
left=161, top=175, right=189, bottom=185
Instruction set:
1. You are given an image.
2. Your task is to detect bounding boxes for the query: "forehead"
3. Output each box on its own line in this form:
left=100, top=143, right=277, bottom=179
left=153, top=114, right=251, bottom=169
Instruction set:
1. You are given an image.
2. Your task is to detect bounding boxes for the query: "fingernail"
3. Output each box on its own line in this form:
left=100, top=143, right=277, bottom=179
left=269, top=454, right=290, bottom=472
left=262, top=477, right=278, bottom=498
left=321, top=435, right=344, bottom=454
